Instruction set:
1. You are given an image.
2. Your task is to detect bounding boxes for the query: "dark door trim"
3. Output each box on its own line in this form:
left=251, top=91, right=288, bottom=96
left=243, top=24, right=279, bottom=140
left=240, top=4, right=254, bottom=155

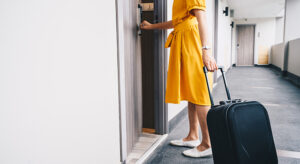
left=154, top=0, right=168, bottom=134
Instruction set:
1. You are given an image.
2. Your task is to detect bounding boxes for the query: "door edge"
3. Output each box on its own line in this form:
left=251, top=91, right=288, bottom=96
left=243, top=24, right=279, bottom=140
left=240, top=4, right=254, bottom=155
left=115, top=0, right=128, bottom=162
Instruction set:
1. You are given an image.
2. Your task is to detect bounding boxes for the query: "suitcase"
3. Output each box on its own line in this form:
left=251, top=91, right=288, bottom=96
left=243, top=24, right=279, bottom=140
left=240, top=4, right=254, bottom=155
left=203, top=66, right=278, bottom=164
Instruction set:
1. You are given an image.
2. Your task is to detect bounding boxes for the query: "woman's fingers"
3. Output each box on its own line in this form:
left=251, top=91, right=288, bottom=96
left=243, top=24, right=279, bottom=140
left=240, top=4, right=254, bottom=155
left=140, top=22, right=146, bottom=29
left=211, top=63, right=216, bottom=72
left=212, top=63, right=217, bottom=72
left=207, top=63, right=212, bottom=72
left=204, top=61, right=212, bottom=72
left=141, top=20, right=147, bottom=25
left=209, top=63, right=214, bottom=72
left=206, top=61, right=217, bottom=72
left=140, top=20, right=152, bottom=30
left=203, top=54, right=218, bottom=72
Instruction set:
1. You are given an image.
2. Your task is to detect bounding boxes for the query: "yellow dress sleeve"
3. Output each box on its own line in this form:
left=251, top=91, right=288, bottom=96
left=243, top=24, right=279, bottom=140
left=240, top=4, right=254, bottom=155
left=186, top=0, right=206, bottom=12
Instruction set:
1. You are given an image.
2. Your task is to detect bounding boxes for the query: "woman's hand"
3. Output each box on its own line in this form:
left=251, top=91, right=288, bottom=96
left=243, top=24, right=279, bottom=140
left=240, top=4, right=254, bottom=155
left=140, top=20, right=153, bottom=30
left=202, top=52, right=218, bottom=72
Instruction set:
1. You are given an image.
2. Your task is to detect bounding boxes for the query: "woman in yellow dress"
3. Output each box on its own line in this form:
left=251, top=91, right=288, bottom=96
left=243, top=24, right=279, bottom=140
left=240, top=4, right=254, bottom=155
left=141, top=0, right=218, bottom=158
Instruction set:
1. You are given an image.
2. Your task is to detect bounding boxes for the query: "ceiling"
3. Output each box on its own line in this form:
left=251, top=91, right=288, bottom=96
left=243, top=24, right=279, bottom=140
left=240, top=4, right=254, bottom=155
left=227, top=0, right=285, bottom=19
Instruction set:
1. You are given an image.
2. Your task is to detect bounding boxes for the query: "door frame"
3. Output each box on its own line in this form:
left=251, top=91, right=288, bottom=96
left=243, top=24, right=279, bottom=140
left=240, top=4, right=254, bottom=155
left=115, top=0, right=168, bottom=162
left=235, top=24, right=256, bottom=66
left=153, top=0, right=168, bottom=135
left=213, top=0, right=218, bottom=82
left=115, top=0, right=128, bottom=162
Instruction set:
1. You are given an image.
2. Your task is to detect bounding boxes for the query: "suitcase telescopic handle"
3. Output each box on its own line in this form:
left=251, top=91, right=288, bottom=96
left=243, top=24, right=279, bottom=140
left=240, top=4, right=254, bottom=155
left=203, top=66, right=231, bottom=106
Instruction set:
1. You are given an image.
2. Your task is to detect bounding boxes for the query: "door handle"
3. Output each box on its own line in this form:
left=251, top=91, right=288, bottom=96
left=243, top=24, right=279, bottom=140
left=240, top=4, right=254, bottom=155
left=137, top=4, right=143, bottom=36
left=137, top=3, right=154, bottom=36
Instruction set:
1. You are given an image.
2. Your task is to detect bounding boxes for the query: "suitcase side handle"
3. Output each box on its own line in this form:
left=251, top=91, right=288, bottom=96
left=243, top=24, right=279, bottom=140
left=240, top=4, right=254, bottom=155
left=203, top=66, right=231, bottom=106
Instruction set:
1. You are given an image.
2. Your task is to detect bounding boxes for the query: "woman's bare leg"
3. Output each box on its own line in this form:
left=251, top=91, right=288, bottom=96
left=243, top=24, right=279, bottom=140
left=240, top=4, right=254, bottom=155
left=183, top=102, right=199, bottom=141
left=195, top=105, right=211, bottom=151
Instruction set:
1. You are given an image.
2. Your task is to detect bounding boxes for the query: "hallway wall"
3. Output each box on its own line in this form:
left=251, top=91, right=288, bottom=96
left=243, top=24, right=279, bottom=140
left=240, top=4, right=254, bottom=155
left=275, top=17, right=284, bottom=44
left=0, top=0, right=121, bottom=163
left=271, top=43, right=285, bottom=70
left=284, top=0, right=300, bottom=42
left=216, top=0, right=233, bottom=70
left=287, top=38, right=300, bottom=76
left=271, top=0, right=300, bottom=74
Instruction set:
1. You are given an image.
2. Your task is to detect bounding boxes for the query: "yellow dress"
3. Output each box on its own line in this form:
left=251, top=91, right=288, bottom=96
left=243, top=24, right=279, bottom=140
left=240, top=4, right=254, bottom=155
left=165, top=0, right=212, bottom=105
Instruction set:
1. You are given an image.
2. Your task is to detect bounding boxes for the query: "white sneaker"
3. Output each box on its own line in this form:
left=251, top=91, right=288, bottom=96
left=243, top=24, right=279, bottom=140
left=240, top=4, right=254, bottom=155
left=183, top=147, right=212, bottom=158
left=169, top=139, right=200, bottom=147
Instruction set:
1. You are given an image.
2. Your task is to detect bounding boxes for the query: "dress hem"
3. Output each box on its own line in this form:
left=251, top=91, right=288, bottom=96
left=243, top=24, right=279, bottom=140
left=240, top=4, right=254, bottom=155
left=165, top=98, right=211, bottom=106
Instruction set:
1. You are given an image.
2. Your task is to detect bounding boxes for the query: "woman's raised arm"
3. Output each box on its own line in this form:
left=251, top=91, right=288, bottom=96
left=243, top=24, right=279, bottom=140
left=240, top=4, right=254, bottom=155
left=140, top=20, right=174, bottom=30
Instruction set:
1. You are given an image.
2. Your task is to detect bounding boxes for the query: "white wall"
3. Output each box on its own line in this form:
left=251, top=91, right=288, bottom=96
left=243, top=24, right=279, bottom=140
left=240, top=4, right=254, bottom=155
left=216, top=0, right=233, bottom=71
left=234, top=18, right=276, bottom=65
left=284, top=0, right=300, bottom=76
left=284, top=0, right=300, bottom=42
left=166, top=0, right=215, bottom=121
left=275, top=17, right=284, bottom=44
left=0, top=0, right=121, bottom=163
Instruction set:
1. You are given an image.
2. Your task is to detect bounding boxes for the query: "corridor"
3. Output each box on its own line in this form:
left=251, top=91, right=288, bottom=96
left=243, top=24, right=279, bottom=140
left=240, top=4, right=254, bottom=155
left=145, top=66, right=300, bottom=164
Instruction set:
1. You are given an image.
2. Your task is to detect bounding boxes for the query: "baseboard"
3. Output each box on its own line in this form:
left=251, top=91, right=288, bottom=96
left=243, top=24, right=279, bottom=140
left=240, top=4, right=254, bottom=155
left=269, top=64, right=282, bottom=72
left=286, top=71, right=300, bottom=87
left=269, top=64, right=299, bottom=87
left=169, top=107, right=188, bottom=133
left=254, top=64, right=270, bottom=67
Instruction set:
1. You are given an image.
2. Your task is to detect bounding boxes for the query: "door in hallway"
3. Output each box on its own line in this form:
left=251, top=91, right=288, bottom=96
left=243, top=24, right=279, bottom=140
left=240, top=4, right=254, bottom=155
left=236, top=25, right=255, bottom=66
left=141, top=0, right=155, bottom=131
left=140, top=0, right=168, bottom=134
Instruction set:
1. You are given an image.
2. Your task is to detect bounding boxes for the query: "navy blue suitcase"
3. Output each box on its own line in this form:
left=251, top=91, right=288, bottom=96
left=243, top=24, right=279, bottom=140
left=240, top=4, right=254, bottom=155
left=203, top=67, right=278, bottom=164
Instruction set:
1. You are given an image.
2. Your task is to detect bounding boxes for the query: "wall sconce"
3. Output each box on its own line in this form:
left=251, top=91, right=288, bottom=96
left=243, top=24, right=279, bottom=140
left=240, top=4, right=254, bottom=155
left=230, top=22, right=234, bottom=28
left=223, top=7, right=229, bottom=16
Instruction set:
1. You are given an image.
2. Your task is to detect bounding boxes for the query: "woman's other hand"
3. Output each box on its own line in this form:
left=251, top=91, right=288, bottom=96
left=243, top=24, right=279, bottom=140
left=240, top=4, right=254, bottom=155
left=140, top=20, right=153, bottom=30
left=202, top=53, right=218, bottom=72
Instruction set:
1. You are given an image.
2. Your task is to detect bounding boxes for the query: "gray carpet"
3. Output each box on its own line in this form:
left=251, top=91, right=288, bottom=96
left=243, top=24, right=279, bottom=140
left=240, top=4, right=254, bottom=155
left=145, top=66, right=300, bottom=164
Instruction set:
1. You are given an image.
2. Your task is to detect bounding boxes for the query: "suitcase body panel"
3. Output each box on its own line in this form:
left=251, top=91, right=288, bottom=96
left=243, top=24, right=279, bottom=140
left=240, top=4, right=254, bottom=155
left=207, top=101, right=278, bottom=164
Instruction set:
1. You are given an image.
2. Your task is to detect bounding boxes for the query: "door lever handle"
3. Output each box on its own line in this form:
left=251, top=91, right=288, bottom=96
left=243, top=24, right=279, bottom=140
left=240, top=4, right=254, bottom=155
left=137, top=3, right=154, bottom=36
left=137, top=4, right=143, bottom=36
